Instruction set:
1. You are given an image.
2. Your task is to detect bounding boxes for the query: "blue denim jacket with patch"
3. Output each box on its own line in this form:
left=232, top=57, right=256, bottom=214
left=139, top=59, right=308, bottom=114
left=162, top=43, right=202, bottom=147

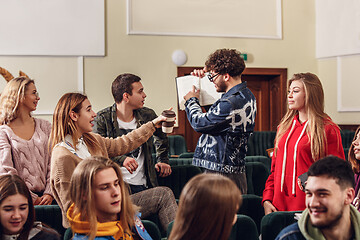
left=185, top=82, right=256, bottom=174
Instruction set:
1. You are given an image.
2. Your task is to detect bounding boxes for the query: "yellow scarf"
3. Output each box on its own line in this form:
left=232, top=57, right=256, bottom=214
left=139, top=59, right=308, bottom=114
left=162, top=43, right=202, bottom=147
left=67, top=204, right=134, bottom=240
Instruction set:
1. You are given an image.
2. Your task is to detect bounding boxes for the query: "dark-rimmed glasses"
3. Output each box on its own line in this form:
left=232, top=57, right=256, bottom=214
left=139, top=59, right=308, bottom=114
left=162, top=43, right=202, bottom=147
left=208, top=73, right=220, bottom=82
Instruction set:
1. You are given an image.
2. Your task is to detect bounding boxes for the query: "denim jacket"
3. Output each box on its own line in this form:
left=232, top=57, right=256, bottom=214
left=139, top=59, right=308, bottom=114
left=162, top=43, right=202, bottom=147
left=185, top=82, right=256, bottom=174
left=93, top=104, right=169, bottom=187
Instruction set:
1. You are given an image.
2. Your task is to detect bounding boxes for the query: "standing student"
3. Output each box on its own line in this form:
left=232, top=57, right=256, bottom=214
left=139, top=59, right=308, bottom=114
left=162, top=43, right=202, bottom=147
left=168, top=174, right=242, bottom=240
left=263, top=73, right=345, bottom=214
left=348, top=126, right=360, bottom=210
left=0, top=77, right=53, bottom=205
left=94, top=73, right=171, bottom=194
left=183, top=48, right=257, bottom=194
left=50, top=92, right=177, bottom=230
left=0, top=174, right=60, bottom=240
left=67, top=156, right=152, bottom=240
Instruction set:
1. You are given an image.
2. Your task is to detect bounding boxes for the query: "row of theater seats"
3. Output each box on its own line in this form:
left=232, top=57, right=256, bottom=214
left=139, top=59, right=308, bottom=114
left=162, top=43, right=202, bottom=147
left=164, top=130, right=355, bottom=159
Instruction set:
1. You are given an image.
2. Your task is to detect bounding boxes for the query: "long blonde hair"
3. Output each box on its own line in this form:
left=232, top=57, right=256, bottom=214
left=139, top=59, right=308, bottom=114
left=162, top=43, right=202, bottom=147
left=69, top=156, right=137, bottom=240
left=49, top=92, right=103, bottom=154
left=169, top=174, right=242, bottom=240
left=274, top=73, right=338, bottom=160
left=0, top=77, right=34, bottom=124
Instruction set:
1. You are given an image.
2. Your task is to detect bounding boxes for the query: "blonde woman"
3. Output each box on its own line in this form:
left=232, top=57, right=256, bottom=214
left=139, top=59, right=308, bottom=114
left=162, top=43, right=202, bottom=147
left=50, top=92, right=177, bottom=229
left=168, top=174, right=242, bottom=240
left=67, top=156, right=152, bottom=240
left=0, top=77, right=53, bottom=205
left=262, top=73, right=345, bottom=214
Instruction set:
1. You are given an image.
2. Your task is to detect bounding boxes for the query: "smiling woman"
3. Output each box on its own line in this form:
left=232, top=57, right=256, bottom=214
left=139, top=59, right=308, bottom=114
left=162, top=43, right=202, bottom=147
left=49, top=92, right=178, bottom=230
left=0, top=77, right=54, bottom=205
left=0, top=174, right=60, bottom=240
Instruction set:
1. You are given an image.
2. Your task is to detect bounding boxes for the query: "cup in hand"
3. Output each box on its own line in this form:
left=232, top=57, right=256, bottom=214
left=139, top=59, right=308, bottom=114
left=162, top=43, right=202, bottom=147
left=161, top=110, right=176, bottom=133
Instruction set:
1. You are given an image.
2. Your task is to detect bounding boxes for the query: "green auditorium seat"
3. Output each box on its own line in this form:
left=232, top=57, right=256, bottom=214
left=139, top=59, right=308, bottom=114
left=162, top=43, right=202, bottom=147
left=340, top=130, right=355, bottom=149
left=157, top=165, right=202, bottom=199
left=245, top=155, right=272, bottom=172
left=178, top=152, right=194, bottom=158
left=168, top=135, right=188, bottom=157
left=167, top=214, right=258, bottom=240
left=245, top=162, right=270, bottom=196
left=63, top=220, right=161, bottom=240
left=247, top=131, right=276, bottom=156
left=34, top=205, right=66, bottom=237
left=260, top=211, right=302, bottom=240
left=238, top=194, right=264, bottom=234
left=169, top=157, right=193, bottom=166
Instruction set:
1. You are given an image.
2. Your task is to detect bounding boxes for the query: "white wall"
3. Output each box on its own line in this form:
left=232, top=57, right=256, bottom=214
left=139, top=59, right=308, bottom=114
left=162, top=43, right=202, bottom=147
left=0, top=0, right=357, bottom=125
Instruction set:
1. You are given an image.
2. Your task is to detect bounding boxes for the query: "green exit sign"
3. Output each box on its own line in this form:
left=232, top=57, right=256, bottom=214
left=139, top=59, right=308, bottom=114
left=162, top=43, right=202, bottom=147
left=240, top=53, right=248, bottom=61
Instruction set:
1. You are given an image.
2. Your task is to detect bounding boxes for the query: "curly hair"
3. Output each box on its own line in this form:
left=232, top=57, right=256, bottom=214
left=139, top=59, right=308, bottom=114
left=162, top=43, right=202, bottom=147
left=0, top=77, right=34, bottom=125
left=205, top=49, right=245, bottom=77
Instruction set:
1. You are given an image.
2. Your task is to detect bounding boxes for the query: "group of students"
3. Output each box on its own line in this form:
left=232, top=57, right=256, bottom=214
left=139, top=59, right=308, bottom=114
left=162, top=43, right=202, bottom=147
left=1, top=61, right=360, bottom=240
left=0, top=75, right=242, bottom=240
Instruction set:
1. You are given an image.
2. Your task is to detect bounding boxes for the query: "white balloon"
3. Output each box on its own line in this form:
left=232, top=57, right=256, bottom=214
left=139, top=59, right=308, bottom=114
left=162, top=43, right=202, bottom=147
left=171, top=50, right=187, bottom=66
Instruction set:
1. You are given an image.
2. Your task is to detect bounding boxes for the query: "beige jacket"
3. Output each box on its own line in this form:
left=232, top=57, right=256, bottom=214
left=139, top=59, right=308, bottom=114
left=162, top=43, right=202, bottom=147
left=50, top=122, right=155, bottom=227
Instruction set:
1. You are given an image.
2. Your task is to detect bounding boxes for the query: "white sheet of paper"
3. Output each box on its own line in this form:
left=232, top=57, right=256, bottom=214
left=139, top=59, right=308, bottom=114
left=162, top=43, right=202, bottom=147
left=175, top=74, right=222, bottom=110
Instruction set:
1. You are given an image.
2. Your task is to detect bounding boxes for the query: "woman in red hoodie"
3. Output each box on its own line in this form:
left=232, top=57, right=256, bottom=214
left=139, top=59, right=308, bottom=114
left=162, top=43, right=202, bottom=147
left=262, top=72, right=344, bottom=214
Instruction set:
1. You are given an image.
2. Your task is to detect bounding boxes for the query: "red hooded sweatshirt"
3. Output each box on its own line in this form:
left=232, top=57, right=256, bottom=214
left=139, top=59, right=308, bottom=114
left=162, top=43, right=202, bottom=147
left=262, top=115, right=345, bottom=211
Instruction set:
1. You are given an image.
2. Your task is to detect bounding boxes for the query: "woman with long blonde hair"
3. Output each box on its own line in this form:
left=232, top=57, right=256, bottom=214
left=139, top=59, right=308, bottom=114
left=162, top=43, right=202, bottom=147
left=262, top=73, right=344, bottom=214
left=68, top=156, right=152, bottom=240
left=168, top=174, right=242, bottom=240
left=0, top=77, right=53, bottom=205
left=50, top=92, right=177, bottom=229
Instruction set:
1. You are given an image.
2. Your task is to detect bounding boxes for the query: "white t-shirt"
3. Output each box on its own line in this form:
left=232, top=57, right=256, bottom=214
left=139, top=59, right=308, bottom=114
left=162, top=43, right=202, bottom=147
left=117, top=117, right=147, bottom=186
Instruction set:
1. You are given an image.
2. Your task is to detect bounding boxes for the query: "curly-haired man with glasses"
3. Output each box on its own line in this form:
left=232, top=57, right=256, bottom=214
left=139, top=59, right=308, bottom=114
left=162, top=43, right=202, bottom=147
left=184, top=48, right=257, bottom=194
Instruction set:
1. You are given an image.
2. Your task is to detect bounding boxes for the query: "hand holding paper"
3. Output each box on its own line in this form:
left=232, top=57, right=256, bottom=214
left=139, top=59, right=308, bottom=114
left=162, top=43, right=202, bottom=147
left=184, top=85, right=200, bottom=101
left=175, top=73, right=222, bottom=110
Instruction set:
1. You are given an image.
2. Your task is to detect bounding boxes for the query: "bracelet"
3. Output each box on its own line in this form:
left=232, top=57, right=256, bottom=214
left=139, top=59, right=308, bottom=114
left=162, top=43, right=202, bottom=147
left=151, top=121, right=156, bottom=128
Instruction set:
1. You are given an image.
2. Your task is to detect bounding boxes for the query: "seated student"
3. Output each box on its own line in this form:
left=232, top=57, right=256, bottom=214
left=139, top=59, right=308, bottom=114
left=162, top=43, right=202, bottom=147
left=0, top=77, right=53, bottom=205
left=94, top=73, right=172, bottom=194
left=348, top=126, right=360, bottom=210
left=50, top=93, right=177, bottom=231
left=276, top=156, right=360, bottom=240
left=67, top=156, right=152, bottom=240
left=168, top=174, right=242, bottom=240
left=0, top=174, right=60, bottom=240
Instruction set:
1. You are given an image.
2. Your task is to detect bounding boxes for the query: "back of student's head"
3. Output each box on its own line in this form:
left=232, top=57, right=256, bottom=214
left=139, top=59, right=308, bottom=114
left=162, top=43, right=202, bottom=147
left=69, top=156, right=136, bottom=239
left=308, top=155, right=354, bottom=189
left=205, top=48, right=245, bottom=78
left=0, top=77, right=34, bottom=124
left=0, top=174, right=34, bottom=240
left=112, top=73, right=141, bottom=103
left=169, top=174, right=242, bottom=240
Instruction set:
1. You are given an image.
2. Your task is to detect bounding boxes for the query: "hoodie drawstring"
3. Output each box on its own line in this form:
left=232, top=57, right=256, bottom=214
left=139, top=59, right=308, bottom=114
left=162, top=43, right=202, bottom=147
left=280, top=120, right=308, bottom=195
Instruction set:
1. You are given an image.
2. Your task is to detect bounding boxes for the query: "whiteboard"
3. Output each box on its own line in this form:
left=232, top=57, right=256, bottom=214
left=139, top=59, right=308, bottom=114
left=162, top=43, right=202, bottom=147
left=127, top=0, right=282, bottom=39
left=337, top=55, right=360, bottom=112
left=316, top=0, right=360, bottom=58
left=0, top=0, right=105, bottom=56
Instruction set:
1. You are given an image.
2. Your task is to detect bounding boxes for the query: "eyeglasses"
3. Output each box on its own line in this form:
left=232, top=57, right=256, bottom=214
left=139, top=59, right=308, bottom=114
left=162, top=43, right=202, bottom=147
left=208, top=72, right=220, bottom=82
